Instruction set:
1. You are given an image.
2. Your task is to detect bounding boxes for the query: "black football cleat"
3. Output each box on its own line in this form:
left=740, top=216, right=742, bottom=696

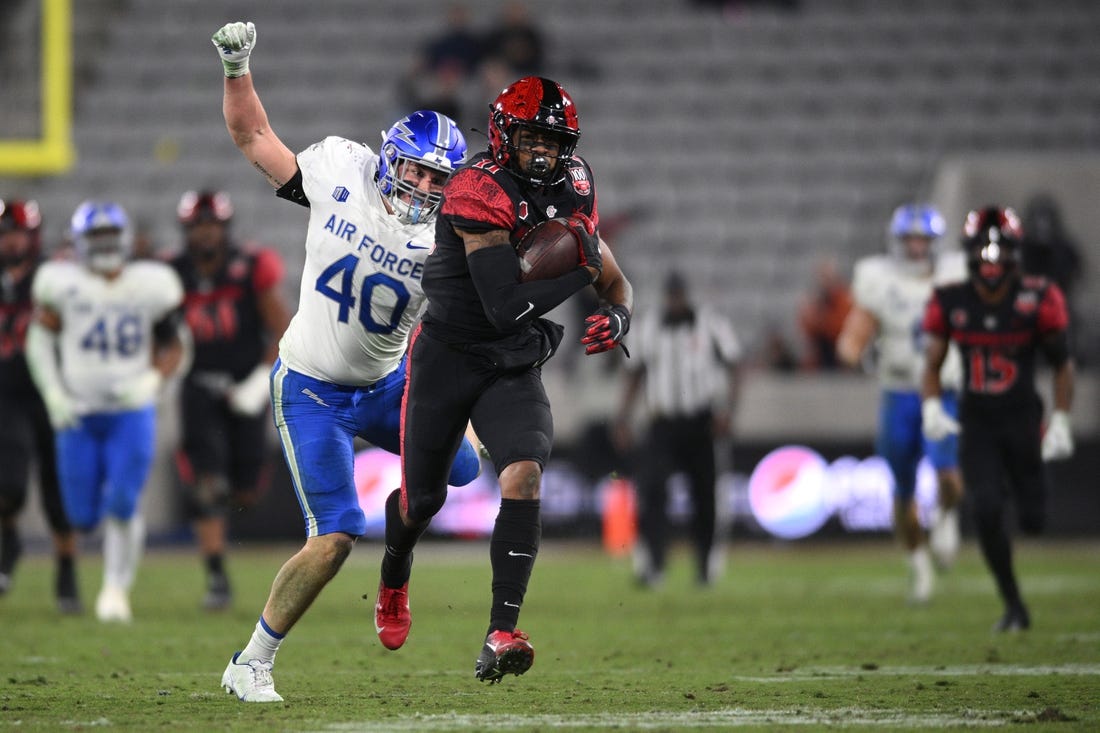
left=475, top=629, right=534, bottom=684
left=993, top=603, right=1031, bottom=633
left=203, top=572, right=233, bottom=611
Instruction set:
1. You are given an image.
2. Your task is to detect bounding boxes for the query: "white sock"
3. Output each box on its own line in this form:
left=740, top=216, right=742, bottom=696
left=119, top=514, right=145, bottom=591
left=103, top=518, right=126, bottom=589
left=103, top=515, right=145, bottom=591
left=241, top=617, right=285, bottom=665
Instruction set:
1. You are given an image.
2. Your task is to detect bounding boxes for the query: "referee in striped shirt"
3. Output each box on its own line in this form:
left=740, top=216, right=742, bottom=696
left=612, top=271, right=742, bottom=588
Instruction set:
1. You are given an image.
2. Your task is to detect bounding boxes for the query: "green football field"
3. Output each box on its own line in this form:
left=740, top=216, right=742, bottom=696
left=1, top=537, right=1098, bottom=731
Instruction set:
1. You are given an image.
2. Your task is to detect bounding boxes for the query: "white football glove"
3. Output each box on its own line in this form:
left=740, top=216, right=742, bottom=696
left=921, top=396, right=960, bottom=442
left=227, top=363, right=272, bottom=417
left=41, top=386, right=79, bottom=431
left=110, top=370, right=163, bottom=410
left=211, top=21, right=256, bottom=78
left=1041, top=410, right=1074, bottom=462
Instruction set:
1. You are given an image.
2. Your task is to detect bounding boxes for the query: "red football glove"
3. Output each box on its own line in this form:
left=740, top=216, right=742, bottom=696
left=581, top=304, right=631, bottom=355
left=568, top=212, right=602, bottom=279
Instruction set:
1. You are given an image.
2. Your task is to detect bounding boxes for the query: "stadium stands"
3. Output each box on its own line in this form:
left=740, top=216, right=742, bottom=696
left=2, top=0, right=1099, bottom=356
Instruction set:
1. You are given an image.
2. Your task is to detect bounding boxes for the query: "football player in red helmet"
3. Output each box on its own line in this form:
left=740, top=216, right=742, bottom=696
left=376, top=74, right=633, bottom=684
left=0, top=199, right=82, bottom=613
left=169, top=188, right=292, bottom=612
left=921, top=205, right=1075, bottom=632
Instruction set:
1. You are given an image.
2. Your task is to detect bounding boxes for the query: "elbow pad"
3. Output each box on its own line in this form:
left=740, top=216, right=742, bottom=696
left=467, top=244, right=591, bottom=331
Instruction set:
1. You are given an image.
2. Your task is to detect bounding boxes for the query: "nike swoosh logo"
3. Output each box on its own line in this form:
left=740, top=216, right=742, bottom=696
left=515, top=302, right=534, bottom=321
left=507, top=550, right=534, bottom=558
left=375, top=623, right=386, bottom=634
left=504, top=601, right=520, bottom=608
left=405, top=241, right=431, bottom=250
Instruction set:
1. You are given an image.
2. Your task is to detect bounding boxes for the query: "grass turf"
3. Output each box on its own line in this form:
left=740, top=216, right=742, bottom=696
left=1, top=537, right=1097, bottom=731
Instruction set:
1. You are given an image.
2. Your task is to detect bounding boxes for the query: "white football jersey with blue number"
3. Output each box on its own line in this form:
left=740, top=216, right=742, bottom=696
left=278, top=136, right=436, bottom=386
left=852, top=252, right=964, bottom=391
left=31, top=259, right=184, bottom=412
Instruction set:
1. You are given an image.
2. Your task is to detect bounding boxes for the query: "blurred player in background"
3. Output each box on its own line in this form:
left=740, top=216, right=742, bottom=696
left=837, top=204, right=965, bottom=604
left=25, top=200, right=185, bottom=623
left=921, top=205, right=1075, bottom=632
left=0, top=198, right=81, bottom=613
left=612, top=270, right=742, bottom=589
left=376, top=75, right=633, bottom=684
left=210, top=21, right=481, bottom=702
left=169, top=189, right=290, bottom=611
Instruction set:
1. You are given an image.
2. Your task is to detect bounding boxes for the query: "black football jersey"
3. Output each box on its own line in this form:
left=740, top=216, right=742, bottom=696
left=0, top=264, right=39, bottom=395
left=170, top=246, right=284, bottom=379
left=923, top=276, right=1069, bottom=414
left=422, top=151, right=598, bottom=342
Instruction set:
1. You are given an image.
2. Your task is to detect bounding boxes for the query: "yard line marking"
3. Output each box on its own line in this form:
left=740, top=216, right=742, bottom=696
left=727, top=663, right=1100, bottom=682
left=321, top=706, right=1035, bottom=730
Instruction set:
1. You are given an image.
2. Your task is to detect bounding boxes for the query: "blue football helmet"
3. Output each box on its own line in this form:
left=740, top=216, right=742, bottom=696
left=71, top=200, right=132, bottom=274
left=377, top=110, right=467, bottom=225
left=889, top=204, right=946, bottom=241
left=888, top=203, right=945, bottom=274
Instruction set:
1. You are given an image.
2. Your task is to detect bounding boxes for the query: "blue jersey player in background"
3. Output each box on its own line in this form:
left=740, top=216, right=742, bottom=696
left=838, top=203, right=965, bottom=604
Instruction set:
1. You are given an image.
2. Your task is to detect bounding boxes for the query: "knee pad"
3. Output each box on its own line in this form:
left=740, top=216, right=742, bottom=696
left=186, top=476, right=231, bottom=519
left=404, top=486, right=448, bottom=524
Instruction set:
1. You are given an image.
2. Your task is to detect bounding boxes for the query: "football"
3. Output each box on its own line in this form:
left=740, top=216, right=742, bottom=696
left=516, top=218, right=581, bottom=282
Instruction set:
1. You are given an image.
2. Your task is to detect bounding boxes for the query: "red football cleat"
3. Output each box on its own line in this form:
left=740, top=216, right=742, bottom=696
left=374, top=581, right=411, bottom=650
left=474, top=629, right=534, bottom=683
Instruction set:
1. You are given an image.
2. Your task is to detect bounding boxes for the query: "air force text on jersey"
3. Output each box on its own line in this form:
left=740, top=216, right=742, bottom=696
left=322, top=214, right=425, bottom=280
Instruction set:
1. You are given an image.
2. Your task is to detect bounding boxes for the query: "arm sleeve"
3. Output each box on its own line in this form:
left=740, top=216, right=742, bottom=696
left=152, top=307, right=184, bottom=347
left=921, top=289, right=948, bottom=336
left=275, top=167, right=309, bottom=208
left=467, top=244, right=592, bottom=331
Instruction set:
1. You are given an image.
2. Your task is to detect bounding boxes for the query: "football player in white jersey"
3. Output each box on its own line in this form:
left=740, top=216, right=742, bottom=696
left=211, top=21, right=481, bottom=702
left=837, top=203, right=966, bottom=604
left=25, top=200, right=186, bottom=623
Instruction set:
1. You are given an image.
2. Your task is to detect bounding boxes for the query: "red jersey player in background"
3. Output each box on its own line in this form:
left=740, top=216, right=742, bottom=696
left=0, top=198, right=81, bottom=613
left=169, top=190, right=291, bottom=610
left=921, top=205, right=1075, bottom=632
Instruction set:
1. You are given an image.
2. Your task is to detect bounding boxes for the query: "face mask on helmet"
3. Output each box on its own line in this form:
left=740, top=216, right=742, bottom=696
left=888, top=204, right=945, bottom=276
left=71, top=201, right=132, bottom=275
left=0, top=198, right=42, bottom=268
left=178, top=190, right=233, bottom=262
left=962, top=206, right=1022, bottom=292
left=488, top=76, right=580, bottom=186
left=377, top=111, right=467, bottom=225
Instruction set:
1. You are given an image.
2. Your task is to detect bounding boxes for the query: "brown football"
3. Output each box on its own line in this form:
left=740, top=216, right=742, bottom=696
left=516, top=218, right=580, bottom=282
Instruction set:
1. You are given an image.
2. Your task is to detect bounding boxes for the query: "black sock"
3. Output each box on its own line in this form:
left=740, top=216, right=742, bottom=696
left=974, top=514, right=1022, bottom=608
left=205, top=553, right=225, bottom=577
left=0, top=525, right=20, bottom=573
left=381, top=489, right=429, bottom=588
left=488, top=499, right=541, bottom=635
left=56, top=555, right=77, bottom=596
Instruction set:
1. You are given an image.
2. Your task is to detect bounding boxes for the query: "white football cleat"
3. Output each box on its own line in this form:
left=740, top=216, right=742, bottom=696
left=222, top=652, right=283, bottom=703
left=908, top=547, right=934, bottom=605
left=95, top=584, right=132, bottom=623
left=929, top=506, right=960, bottom=571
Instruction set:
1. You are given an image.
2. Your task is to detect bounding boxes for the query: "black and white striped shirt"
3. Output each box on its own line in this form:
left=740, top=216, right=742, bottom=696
left=626, top=307, right=742, bottom=418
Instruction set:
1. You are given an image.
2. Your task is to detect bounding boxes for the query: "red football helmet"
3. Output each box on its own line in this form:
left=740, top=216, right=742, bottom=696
left=962, top=205, right=1023, bottom=291
left=177, top=190, right=234, bottom=226
left=0, top=198, right=43, bottom=265
left=488, top=76, right=580, bottom=185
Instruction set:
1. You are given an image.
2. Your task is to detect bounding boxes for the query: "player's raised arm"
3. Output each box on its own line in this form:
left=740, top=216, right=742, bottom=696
left=212, top=22, right=298, bottom=189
